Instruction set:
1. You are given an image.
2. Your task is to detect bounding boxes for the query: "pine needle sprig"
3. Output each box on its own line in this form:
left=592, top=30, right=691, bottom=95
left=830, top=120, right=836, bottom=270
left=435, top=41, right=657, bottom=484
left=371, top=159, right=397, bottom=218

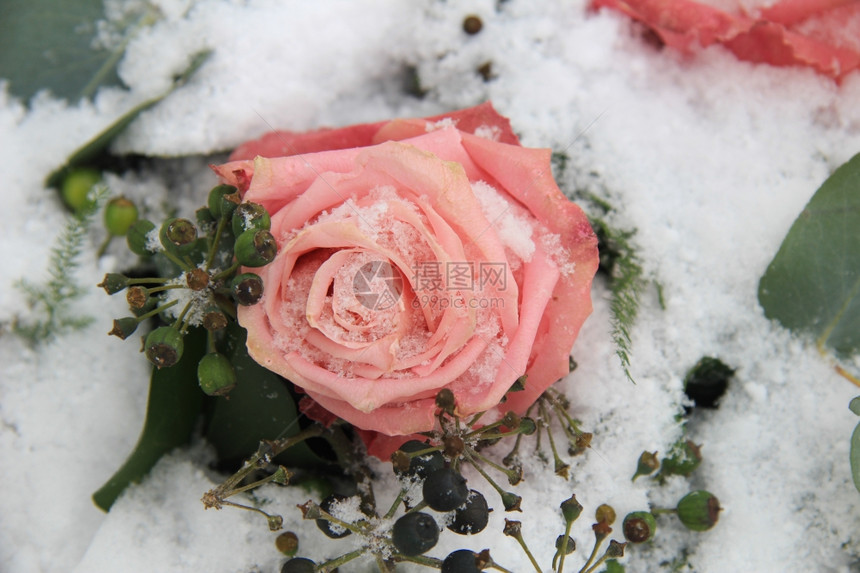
left=552, top=151, right=646, bottom=383
left=13, top=187, right=108, bottom=345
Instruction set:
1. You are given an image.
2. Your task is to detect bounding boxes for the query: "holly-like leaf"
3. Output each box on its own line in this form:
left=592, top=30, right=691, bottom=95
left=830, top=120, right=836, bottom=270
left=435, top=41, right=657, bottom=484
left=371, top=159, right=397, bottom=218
left=93, top=328, right=207, bottom=511
left=204, top=322, right=324, bottom=468
left=758, top=153, right=860, bottom=359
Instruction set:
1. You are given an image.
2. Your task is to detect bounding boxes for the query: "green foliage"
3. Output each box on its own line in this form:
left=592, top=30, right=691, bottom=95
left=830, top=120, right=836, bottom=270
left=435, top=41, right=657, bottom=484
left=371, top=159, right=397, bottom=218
left=13, top=187, right=108, bottom=344
left=850, top=397, right=860, bottom=494
left=553, top=152, right=647, bottom=384
left=587, top=205, right=646, bottom=384
left=45, top=49, right=212, bottom=190
left=757, top=153, right=860, bottom=493
left=758, top=153, right=860, bottom=359
left=93, top=328, right=207, bottom=511
left=0, top=1, right=161, bottom=103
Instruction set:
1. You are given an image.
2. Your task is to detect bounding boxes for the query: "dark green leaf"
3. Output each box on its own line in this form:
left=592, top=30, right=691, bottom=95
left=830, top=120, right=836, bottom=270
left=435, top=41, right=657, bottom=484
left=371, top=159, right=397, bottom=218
left=45, top=50, right=212, bottom=189
left=851, top=420, right=860, bottom=493
left=0, top=0, right=126, bottom=102
left=758, top=153, right=860, bottom=359
left=93, top=327, right=207, bottom=511
left=205, top=322, right=323, bottom=467
left=850, top=397, right=860, bottom=417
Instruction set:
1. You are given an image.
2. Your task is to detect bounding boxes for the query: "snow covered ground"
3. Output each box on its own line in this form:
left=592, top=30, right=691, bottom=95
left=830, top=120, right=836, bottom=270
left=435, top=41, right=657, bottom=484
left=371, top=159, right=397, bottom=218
left=2, top=0, right=860, bottom=571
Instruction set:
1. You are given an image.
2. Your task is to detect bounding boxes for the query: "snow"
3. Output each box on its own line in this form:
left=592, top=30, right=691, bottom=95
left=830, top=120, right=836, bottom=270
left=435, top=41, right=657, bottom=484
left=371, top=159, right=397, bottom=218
left=2, top=0, right=860, bottom=572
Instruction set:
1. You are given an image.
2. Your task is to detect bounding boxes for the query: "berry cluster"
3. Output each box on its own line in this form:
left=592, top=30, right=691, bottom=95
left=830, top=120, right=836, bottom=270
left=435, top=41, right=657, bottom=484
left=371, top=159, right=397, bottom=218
left=98, top=184, right=276, bottom=396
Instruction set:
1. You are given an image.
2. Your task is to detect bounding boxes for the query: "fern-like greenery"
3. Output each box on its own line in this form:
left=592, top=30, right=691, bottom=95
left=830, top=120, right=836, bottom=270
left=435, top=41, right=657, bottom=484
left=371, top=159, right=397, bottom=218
left=13, top=187, right=108, bottom=345
left=552, top=152, right=647, bottom=383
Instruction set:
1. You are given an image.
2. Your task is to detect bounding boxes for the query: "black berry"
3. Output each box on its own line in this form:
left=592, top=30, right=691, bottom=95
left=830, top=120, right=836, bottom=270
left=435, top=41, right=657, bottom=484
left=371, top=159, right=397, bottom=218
left=442, top=549, right=482, bottom=573
left=393, top=440, right=445, bottom=480
left=447, top=489, right=489, bottom=534
left=315, top=493, right=352, bottom=539
left=280, top=557, right=315, bottom=573
left=391, top=512, right=439, bottom=556
left=423, top=468, right=468, bottom=512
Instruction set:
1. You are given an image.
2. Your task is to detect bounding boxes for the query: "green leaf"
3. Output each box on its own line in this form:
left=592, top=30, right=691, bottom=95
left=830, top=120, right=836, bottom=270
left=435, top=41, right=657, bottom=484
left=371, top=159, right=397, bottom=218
left=45, top=50, right=212, bottom=190
left=851, top=397, right=860, bottom=417
left=758, top=153, right=860, bottom=359
left=851, top=420, right=860, bottom=493
left=0, top=0, right=130, bottom=102
left=205, top=322, right=323, bottom=468
left=92, top=328, right=207, bottom=511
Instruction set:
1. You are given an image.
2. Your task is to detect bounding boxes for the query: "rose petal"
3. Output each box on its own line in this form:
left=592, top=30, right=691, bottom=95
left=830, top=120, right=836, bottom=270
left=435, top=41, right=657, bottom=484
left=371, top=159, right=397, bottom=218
left=591, top=0, right=860, bottom=79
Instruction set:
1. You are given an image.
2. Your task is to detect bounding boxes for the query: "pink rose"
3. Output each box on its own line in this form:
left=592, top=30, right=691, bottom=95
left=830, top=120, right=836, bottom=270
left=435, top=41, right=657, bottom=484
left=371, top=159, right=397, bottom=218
left=213, top=103, right=598, bottom=457
left=592, top=0, right=860, bottom=80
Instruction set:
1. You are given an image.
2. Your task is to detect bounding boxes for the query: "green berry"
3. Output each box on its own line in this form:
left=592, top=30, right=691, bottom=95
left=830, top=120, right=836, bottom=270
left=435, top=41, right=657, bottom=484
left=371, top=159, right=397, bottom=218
left=144, top=326, right=184, bottom=368
left=108, top=317, right=139, bottom=340
left=391, top=512, right=438, bottom=556
left=676, top=490, right=721, bottom=531
left=208, top=184, right=240, bottom=219
left=622, top=511, right=657, bottom=543
left=159, top=218, right=198, bottom=254
left=61, top=168, right=101, bottom=211
left=661, top=440, right=702, bottom=477
left=104, top=197, right=139, bottom=236
left=560, top=494, right=583, bottom=523
left=98, top=273, right=129, bottom=295
left=632, top=450, right=660, bottom=481
left=232, top=202, right=271, bottom=236
left=423, top=468, right=468, bottom=512
left=127, top=219, right=157, bottom=256
left=555, top=534, right=575, bottom=555
left=197, top=353, right=236, bottom=396
left=234, top=229, right=277, bottom=267
left=231, top=273, right=264, bottom=306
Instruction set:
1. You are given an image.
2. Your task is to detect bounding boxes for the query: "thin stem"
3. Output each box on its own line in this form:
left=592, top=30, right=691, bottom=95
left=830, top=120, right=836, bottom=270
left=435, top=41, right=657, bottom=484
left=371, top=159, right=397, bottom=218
left=383, top=488, right=407, bottom=520
left=211, top=261, right=241, bottom=282
left=205, top=214, right=229, bottom=272
left=127, top=277, right=170, bottom=285
left=577, top=533, right=607, bottom=573
left=203, top=425, right=324, bottom=508
left=145, top=283, right=186, bottom=295
left=96, top=235, right=113, bottom=258
left=160, top=249, right=194, bottom=272
left=396, top=554, right=442, bottom=568
left=556, top=519, right=575, bottom=573
left=136, top=299, right=178, bottom=321
left=835, top=364, right=860, bottom=387
left=172, top=300, right=194, bottom=333
left=316, top=548, right=366, bottom=572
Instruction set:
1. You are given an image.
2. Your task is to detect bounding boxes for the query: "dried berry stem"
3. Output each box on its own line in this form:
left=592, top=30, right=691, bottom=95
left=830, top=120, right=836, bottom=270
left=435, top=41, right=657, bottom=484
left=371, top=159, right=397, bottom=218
left=577, top=531, right=608, bottom=573
left=317, top=548, right=366, bottom=572
left=202, top=425, right=324, bottom=510
left=383, top=488, right=408, bottom=520
left=397, top=554, right=442, bottom=568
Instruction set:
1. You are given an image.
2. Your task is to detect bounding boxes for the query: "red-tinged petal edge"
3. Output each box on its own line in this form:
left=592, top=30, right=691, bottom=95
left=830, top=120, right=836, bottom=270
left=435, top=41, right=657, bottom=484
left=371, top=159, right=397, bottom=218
left=591, top=0, right=860, bottom=80
left=230, top=102, right=520, bottom=161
